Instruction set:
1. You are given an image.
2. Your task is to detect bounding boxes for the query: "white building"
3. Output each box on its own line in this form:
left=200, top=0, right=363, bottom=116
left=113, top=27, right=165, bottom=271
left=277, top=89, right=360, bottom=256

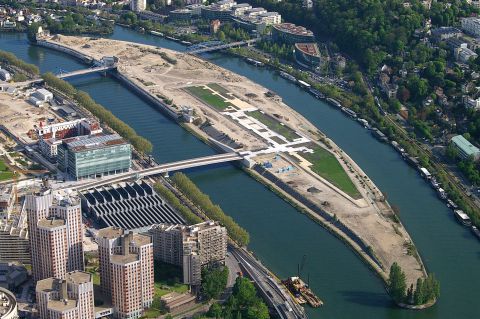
left=455, top=47, right=478, bottom=63
left=258, top=12, right=281, bottom=25
left=130, top=0, right=146, bottom=12
left=461, top=17, right=480, bottom=38
left=32, top=88, right=53, bottom=102
left=463, top=96, right=480, bottom=110
left=0, top=69, right=12, bottom=81
left=231, top=3, right=252, bottom=16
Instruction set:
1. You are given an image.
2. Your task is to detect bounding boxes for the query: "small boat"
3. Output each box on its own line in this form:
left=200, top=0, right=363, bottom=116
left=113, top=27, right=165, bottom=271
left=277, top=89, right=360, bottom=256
left=246, top=58, right=264, bottom=67
left=326, top=97, right=342, bottom=108
left=308, top=88, right=325, bottom=99
left=437, top=188, right=447, bottom=200
left=341, top=107, right=357, bottom=118
left=454, top=210, right=472, bottom=226
left=471, top=226, right=480, bottom=240
left=150, top=30, right=164, bottom=37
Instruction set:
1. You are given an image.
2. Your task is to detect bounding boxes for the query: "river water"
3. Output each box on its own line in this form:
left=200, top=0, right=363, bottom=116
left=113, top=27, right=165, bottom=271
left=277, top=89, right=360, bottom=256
left=1, top=27, right=479, bottom=319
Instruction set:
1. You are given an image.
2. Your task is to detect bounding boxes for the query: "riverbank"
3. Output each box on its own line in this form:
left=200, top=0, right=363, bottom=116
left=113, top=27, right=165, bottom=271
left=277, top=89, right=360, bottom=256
left=34, top=33, right=432, bottom=303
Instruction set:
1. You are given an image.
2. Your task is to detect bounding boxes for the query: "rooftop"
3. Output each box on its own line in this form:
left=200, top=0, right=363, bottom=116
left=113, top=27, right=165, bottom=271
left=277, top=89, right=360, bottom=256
left=37, top=217, right=66, bottom=230
left=48, top=299, right=76, bottom=313
left=62, top=134, right=128, bottom=152
left=273, top=23, right=314, bottom=36
left=295, top=43, right=320, bottom=57
left=451, top=135, right=480, bottom=155
left=110, top=253, right=139, bottom=265
left=97, top=226, right=124, bottom=239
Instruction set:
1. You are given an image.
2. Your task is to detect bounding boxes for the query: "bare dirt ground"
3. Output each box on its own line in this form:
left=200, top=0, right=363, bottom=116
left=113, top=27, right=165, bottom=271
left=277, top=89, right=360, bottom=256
left=44, top=35, right=426, bottom=285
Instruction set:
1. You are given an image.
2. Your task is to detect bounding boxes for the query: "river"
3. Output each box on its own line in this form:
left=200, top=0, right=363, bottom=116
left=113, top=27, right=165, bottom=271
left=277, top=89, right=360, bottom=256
left=1, top=27, right=479, bottom=319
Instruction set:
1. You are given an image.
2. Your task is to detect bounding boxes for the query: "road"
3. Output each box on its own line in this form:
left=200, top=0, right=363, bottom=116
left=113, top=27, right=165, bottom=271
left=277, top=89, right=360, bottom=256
left=230, top=246, right=307, bottom=319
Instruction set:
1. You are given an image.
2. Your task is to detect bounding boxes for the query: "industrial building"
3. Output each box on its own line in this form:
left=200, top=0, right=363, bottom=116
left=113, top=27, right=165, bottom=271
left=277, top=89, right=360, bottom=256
left=97, top=227, right=154, bottom=319
left=57, top=134, right=131, bottom=180
left=294, top=42, right=321, bottom=68
left=149, top=221, right=227, bottom=286
left=25, top=189, right=84, bottom=282
left=36, top=271, right=95, bottom=319
left=81, top=181, right=185, bottom=230
left=272, top=23, right=315, bottom=44
left=450, top=135, right=480, bottom=161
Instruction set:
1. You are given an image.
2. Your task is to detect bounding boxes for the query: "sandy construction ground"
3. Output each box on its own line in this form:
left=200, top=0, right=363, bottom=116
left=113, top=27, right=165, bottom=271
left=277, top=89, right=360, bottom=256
left=45, top=35, right=426, bottom=285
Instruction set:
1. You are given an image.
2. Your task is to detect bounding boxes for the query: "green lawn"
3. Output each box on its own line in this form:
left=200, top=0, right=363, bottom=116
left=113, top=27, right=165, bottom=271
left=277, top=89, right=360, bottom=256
left=301, top=146, right=361, bottom=199
left=185, top=86, right=233, bottom=110
left=0, top=159, right=14, bottom=181
left=247, top=110, right=300, bottom=142
left=207, top=83, right=231, bottom=96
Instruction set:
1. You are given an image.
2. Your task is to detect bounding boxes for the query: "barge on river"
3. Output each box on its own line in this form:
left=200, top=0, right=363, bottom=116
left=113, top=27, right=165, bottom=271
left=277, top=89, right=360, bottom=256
left=282, top=276, right=323, bottom=308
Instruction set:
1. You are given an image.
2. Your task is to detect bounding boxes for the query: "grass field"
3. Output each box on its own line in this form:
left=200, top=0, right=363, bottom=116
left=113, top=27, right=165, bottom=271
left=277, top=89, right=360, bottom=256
left=207, top=83, right=231, bottom=96
left=247, top=110, right=300, bottom=142
left=185, top=86, right=233, bottom=110
left=0, top=159, right=14, bottom=181
left=301, top=146, right=361, bottom=199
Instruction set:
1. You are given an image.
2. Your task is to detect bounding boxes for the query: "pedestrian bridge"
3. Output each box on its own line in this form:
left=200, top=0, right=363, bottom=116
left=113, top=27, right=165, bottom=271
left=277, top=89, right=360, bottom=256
left=56, top=65, right=116, bottom=79
left=187, top=38, right=260, bottom=54
left=74, top=152, right=243, bottom=191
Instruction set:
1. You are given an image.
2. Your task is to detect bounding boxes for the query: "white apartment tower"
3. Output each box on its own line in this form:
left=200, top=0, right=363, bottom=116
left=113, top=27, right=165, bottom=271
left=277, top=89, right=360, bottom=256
left=36, top=271, right=95, bottom=319
left=130, top=0, right=146, bottom=12
left=97, top=227, right=154, bottom=319
left=25, top=190, right=84, bottom=282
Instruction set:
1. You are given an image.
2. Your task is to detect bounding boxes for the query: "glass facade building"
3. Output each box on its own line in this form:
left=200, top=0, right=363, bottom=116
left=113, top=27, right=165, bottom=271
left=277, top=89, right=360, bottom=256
left=58, top=134, right=131, bottom=180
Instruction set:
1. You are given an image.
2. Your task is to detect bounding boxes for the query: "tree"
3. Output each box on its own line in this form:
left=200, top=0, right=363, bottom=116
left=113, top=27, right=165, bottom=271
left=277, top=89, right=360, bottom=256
left=207, top=303, right=223, bottom=318
left=201, top=266, right=228, bottom=300
left=388, top=262, right=406, bottom=303
left=217, top=30, right=226, bottom=41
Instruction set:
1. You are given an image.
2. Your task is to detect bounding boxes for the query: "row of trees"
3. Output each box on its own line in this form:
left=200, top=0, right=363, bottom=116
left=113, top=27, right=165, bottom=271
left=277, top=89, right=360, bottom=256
left=0, top=49, right=39, bottom=75
left=171, top=172, right=250, bottom=246
left=218, top=24, right=250, bottom=42
left=207, top=277, right=270, bottom=319
left=42, top=72, right=153, bottom=154
left=153, top=183, right=203, bottom=224
left=201, top=266, right=229, bottom=300
left=388, top=262, right=440, bottom=306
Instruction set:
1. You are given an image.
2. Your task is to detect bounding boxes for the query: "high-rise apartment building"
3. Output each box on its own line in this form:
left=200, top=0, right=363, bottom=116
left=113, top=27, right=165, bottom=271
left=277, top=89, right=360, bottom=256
left=25, top=189, right=84, bottom=282
left=36, top=271, right=95, bottom=319
left=130, top=0, right=146, bottom=12
left=97, top=227, right=154, bottom=319
left=149, top=221, right=227, bottom=285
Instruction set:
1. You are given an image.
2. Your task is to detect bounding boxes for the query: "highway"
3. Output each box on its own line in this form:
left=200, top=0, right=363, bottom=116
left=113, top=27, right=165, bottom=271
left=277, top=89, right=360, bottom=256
left=230, top=247, right=307, bottom=319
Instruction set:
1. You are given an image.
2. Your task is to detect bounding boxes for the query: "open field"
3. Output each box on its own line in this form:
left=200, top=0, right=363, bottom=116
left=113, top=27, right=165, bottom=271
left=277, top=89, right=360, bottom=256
left=185, top=86, right=233, bottom=111
left=0, top=159, right=14, bottom=181
left=247, top=110, right=300, bottom=142
left=300, top=147, right=361, bottom=199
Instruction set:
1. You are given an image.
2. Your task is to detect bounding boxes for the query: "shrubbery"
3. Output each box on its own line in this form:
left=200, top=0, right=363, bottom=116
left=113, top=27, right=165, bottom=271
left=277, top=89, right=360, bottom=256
left=0, top=49, right=39, bottom=75
left=153, top=183, right=203, bottom=225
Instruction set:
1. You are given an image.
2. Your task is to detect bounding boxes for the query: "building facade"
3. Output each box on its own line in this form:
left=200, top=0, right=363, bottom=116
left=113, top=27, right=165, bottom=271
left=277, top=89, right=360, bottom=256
left=57, top=134, right=131, bottom=180
left=451, top=135, right=480, bottom=161
left=149, top=221, right=227, bottom=286
left=130, top=0, right=146, bottom=12
left=25, top=190, right=84, bottom=282
left=97, top=227, right=154, bottom=319
left=36, top=271, right=95, bottom=319
left=294, top=42, right=321, bottom=68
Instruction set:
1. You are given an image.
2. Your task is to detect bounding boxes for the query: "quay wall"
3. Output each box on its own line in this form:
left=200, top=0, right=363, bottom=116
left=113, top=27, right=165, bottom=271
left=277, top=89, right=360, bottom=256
left=35, top=39, right=93, bottom=64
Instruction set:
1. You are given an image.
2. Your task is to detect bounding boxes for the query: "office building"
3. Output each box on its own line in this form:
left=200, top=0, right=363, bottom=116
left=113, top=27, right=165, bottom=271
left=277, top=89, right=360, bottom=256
left=58, top=134, right=132, bottom=180
left=149, top=221, right=227, bottom=286
left=461, top=17, right=480, bottom=38
left=25, top=190, right=84, bottom=282
left=130, top=0, right=146, bottom=12
left=36, top=271, right=95, bottom=319
left=97, top=227, right=154, bottom=319
left=272, top=23, right=315, bottom=44
left=450, top=135, right=480, bottom=161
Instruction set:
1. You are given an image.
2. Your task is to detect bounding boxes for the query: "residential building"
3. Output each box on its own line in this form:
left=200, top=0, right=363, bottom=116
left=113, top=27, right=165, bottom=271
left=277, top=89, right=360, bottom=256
left=169, top=9, right=193, bottom=21
left=210, top=19, right=221, bottom=34
left=149, top=221, right=227, bottom=286
left=57, top=134, right=131, bottom=180
left=25, top=190, right=84, bottom=282
left=130, top=0, right=146, bottom=12
left=431, top=27, right=462, bottom=41
left=463, top=95, right=480, bottom=110
left=451, top=135, right=480, bottom=161
left=36, top=271, right=95, bottom=319
left=272, top=23, right=315, bottom=44
left=461, top=17, right=480, bottom=38
left=454, top=46, right=478, bottom=63
left=294, top=42, right=321, bottom=68
left=231, top=3, right=252, bottom=16
left=97, top=227, right=154, bottom=319
left=201, top=1, right=236, bottom=21
left=303, top=0, right=313, bottom=9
